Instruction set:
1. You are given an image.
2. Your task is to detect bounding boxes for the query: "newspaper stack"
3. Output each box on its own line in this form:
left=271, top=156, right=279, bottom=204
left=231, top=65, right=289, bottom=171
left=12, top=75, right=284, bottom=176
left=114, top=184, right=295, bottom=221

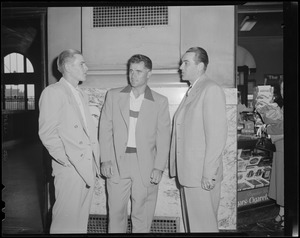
left=254, top=85, right=275, bottom=114
left=254, top=85, right=283, bottom=122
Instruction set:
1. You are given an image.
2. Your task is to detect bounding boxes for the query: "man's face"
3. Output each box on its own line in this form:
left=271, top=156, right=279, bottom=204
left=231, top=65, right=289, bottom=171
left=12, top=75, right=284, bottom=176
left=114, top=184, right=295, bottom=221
left=68, top=54, right=88, bottom=82
left=179, top=52, right=199, bottom=82
left=129, top=61, right=151, bottom=88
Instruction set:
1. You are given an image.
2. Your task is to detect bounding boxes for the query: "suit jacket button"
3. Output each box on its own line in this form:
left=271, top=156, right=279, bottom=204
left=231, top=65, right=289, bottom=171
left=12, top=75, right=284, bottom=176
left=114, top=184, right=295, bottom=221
left=79, top=141, right=83, bottom=145
left=81, top=154, right=84, bottom=157
left=74, top=125, right=78, bottom=128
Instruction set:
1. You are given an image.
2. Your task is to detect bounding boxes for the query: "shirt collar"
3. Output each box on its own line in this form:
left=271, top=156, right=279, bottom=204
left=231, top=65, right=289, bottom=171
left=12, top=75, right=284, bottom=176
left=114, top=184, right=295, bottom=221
left=190, top=73, right=207, bottom=88
left=121, top=85, right=154, bottom=101
left=64, top=77, right=79, bottom=92
left=130, top=90, right=144, bottom=100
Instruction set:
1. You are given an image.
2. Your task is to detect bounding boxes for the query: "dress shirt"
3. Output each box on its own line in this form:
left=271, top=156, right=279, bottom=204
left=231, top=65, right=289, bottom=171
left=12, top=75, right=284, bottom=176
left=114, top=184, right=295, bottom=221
left=127, top=91, right=144, bottom=148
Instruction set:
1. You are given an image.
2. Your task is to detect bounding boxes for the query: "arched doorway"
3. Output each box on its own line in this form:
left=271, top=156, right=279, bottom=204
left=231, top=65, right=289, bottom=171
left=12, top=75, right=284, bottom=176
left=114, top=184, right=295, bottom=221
left=1, top=7, right=48, bottom=234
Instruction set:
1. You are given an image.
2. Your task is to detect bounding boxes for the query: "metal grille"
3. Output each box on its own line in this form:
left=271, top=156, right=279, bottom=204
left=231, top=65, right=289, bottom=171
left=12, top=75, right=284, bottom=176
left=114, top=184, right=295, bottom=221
left=93, top=6, right=168, bottom=28
left=88, top=215, right=179, bottom=233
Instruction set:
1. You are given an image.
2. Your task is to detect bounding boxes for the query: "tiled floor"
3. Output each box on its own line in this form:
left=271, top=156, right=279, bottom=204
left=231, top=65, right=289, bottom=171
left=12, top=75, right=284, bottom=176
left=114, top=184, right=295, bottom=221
left=2, top=141, right=285, bottom=236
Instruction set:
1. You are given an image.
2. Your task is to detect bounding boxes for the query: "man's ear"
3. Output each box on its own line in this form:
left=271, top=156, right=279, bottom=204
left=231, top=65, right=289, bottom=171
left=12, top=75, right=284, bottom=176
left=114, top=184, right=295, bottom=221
left=147, top=70, right=152, bottom=79
left=197, top=62, right=205, bottom=72
left=64, top=62, right=71, bottom=73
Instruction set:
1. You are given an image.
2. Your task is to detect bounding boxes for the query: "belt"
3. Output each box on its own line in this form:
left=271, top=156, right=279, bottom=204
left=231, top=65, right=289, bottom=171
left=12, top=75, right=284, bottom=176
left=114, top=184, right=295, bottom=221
left=125, top=147, right=137, bottom=153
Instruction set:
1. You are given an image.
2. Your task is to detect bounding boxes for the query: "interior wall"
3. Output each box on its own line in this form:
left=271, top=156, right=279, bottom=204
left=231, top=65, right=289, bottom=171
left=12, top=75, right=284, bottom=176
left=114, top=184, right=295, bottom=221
left=82, top=7, right=181, bottom=71
left=47, top=6, right=236, bottom=88
left=238, top=36, right=283, bottom=84
left=47, top=7, right=81, bottom=85
left=47, top=5, right=237, bottom=230
left=180, top=6, right=236, bottom=88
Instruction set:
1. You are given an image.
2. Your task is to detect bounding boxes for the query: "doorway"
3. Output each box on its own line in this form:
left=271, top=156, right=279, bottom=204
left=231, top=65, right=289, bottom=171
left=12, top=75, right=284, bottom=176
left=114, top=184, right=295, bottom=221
left=2, top=7, right=48, bottom=234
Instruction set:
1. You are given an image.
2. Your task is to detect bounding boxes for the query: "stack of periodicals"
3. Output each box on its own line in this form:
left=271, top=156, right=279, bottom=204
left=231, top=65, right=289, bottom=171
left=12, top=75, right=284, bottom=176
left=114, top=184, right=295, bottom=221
left=254, top=85, right=276, bottom=116
left=237, top=148, right=272, bottom=191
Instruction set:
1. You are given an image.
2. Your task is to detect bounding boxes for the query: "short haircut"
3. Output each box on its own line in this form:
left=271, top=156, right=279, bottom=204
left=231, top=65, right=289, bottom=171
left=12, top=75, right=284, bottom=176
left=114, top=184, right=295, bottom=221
left=57, top=49, right=82, bottom=74
left=128, top=54, right=152, bottom=70
left=186, top=47, right=209, bottom=70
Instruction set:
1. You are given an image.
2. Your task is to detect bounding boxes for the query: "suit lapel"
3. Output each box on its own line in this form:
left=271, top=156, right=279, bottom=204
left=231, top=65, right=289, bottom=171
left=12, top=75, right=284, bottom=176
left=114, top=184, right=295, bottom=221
left=78, top=88, right=94, bottom=137
left=136, top=87, right=155, bottom=135
left=119, top=86, right=130, bottom=128
left=184, top=75, right=207, bottom=106
left=60, top=79, right=90, bottom=137
left=175, top=76, right=207, bottom=123
left=138, top=96, right=154, bottom=127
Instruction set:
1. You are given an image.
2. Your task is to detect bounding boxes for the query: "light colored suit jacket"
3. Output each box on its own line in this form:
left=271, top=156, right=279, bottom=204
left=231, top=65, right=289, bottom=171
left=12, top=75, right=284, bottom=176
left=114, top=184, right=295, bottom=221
left=99, top=85, right=171, bottom=187
left=38, top=77, right=100, bottom=186
left=170, top=74, right=228, bottom=187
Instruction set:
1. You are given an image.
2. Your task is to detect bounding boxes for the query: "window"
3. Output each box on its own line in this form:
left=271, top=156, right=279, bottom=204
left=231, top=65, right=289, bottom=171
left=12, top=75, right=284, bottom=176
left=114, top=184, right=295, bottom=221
left=2, top=52, right=35, bottom=110
left=4, top=53, right=34, bottom=73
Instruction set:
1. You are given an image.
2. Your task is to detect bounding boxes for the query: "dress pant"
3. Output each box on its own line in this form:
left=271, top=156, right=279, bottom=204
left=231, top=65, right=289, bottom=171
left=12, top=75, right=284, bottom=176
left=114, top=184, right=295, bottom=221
left=180, top=181, right=221, bottom=232
left=107, top=152, right=158, bottom=233
left=50, top=162, right=95, bottom=234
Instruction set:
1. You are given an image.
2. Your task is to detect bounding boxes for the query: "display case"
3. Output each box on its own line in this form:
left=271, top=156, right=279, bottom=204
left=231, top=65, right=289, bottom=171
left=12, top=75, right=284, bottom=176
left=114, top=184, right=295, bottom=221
left=237, top=129, right=274, bottom=210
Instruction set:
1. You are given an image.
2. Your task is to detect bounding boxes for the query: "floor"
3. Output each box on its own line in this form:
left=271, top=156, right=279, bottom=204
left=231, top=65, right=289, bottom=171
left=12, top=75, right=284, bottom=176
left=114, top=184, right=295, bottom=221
left=2, top=141, right=46, bottom=234
left=2, top=141, right=285, bottom=236
left=236, top=203, right=284, bottom=236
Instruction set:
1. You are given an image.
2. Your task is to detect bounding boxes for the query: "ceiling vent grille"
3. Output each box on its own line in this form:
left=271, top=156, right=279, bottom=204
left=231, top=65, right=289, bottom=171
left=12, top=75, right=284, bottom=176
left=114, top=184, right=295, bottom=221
left=92, top=6, right=168, bottom=28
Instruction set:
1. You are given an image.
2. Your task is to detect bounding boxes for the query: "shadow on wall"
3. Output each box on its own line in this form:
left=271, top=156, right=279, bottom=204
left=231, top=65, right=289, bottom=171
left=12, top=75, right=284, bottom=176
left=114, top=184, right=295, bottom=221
left=51, top=56, right=61, bottom=82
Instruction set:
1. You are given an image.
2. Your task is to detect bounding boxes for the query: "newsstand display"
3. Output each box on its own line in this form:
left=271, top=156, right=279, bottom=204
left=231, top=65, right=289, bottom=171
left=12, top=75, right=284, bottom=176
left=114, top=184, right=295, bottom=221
left=237, top=110, right=275, bottom=209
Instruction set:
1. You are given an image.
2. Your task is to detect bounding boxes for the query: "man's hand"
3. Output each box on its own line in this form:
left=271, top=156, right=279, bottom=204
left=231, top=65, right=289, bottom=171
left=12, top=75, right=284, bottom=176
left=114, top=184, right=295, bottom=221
left=100, top=161, right=113, bottom=178
left=150, top=169, right=163, bottom=185
left=201, top=176, right=216, bottom=191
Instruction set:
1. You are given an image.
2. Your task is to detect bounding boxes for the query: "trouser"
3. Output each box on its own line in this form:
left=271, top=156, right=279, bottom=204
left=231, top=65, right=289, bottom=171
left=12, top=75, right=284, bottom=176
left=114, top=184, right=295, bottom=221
left=180, top=181, right=221, bottom=232
left=107, top=152, right=158, bottom=233
left=50, top=163, right=95, bottom=234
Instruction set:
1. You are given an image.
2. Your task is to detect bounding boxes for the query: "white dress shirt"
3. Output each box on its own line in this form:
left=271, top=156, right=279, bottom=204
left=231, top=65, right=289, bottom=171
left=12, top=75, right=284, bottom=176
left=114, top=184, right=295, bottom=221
left=127, top=91, right=144, bottom=148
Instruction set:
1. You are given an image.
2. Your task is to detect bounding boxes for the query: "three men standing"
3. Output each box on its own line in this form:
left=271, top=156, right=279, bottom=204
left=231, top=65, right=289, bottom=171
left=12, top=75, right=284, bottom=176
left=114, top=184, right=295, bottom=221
left=39, top=48, right=227, bottom=234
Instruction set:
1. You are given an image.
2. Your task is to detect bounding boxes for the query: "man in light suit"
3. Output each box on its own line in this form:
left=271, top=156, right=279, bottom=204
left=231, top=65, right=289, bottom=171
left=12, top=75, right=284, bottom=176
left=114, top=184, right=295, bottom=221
left=99, top=54, right=171, bottom=233
left=39, top=49, right=100, bottom=233
left=170, top=47, right=227, bottom=232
